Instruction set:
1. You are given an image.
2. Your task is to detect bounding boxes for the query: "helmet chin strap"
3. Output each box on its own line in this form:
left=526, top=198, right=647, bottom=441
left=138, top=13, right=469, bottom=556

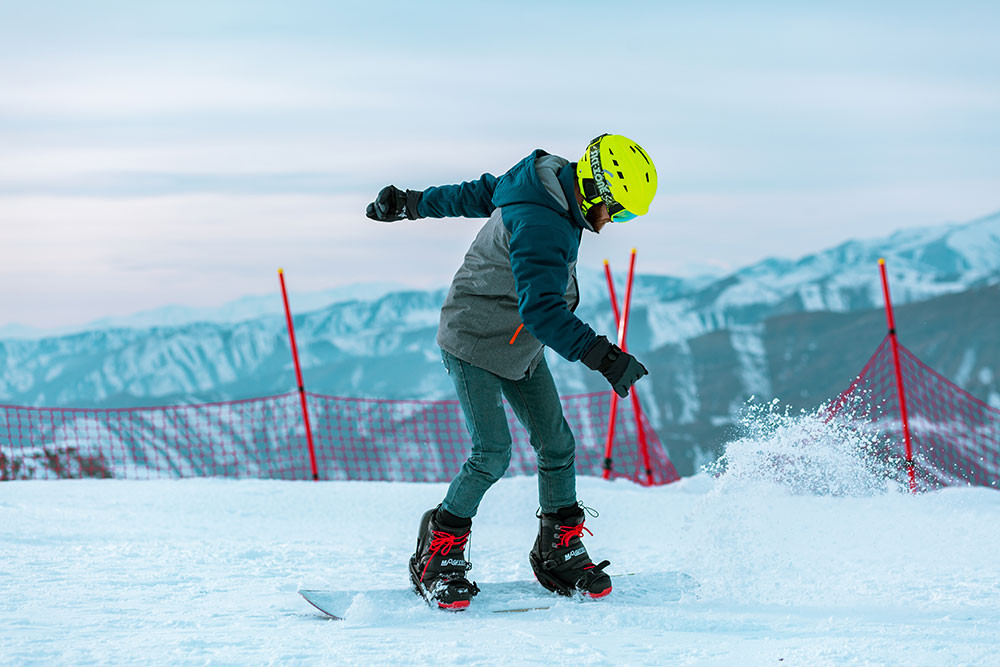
left=579, top=197, right=602, bottom=233
left=577, top=176, right=601, bottom=232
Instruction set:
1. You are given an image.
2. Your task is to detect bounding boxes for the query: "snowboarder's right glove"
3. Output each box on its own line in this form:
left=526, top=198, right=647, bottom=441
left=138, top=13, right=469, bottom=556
left=582, top=336, right=648, bottom=398
left=365, top=185, right=423, bottom=222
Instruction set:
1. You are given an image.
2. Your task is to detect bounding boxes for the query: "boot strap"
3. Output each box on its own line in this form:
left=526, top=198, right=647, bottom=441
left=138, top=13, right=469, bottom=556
left=436, top=574, right=480, bottom=596
left=575, top=560, right=611, bottom=589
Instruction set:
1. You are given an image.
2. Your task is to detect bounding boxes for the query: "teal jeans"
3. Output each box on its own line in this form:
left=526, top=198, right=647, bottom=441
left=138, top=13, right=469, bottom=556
left=440, top=349, right=578, bottom=518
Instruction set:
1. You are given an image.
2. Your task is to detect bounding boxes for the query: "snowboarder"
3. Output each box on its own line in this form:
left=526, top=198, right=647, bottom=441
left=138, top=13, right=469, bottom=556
left=366, top=134, right=658, bottom=610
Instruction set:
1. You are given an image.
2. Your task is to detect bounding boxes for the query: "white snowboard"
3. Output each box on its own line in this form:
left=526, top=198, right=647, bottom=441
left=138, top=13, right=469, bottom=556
left=300, top=571, right=698, bottom=620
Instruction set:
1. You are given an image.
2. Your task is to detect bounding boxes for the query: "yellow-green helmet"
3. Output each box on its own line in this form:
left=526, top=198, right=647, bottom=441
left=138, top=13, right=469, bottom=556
left=576, top=134, right=657, bottom=222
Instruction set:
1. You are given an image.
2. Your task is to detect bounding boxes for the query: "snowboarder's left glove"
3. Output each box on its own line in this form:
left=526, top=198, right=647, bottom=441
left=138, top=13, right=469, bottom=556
left=365, top=185, right=423, bottom=222
left=582, top=336, right=648, bottom=398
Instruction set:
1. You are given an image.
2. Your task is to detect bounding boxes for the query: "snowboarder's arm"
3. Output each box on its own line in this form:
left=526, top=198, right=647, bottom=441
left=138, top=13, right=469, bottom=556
left=365, top=174, right=498, bottom=222
left=506, top=206, right=599, bottom=361
left=418, top=173, right=499, bottom=219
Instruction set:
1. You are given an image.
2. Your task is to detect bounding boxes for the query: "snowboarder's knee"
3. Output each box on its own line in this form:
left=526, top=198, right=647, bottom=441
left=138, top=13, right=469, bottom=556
left=467, top=449, right=512, bottom=483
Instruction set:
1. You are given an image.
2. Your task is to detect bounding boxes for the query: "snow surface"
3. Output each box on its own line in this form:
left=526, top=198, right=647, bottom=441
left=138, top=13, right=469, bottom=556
left=3, top=412, right=1000, bottom=665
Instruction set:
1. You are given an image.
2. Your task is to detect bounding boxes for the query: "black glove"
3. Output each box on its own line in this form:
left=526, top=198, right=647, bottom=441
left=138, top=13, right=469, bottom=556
left=365, top=185, right=423, bottom=222
left=582, top=336, right=648, bottom=398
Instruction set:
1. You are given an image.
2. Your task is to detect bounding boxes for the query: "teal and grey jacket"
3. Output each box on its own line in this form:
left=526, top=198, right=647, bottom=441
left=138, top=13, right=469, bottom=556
left=418, top=150, right=601, bottom=380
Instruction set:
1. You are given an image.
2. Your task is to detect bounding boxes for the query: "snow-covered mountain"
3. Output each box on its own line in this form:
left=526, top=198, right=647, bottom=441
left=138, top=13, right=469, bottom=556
left=626, top=209, right=1000, bottom=349
left=2, top=211, right=998, bottom=473
left=0, top=282, right=407, bottom=340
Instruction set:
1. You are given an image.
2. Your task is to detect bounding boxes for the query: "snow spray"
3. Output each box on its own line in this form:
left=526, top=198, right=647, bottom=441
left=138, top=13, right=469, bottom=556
left=706, top=397, right=901, bottom=497
left=675, top=397, right=911, bottom=606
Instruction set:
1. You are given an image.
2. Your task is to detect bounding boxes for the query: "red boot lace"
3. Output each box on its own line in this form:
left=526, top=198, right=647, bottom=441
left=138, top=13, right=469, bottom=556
left=556, top=522, right=593, bottom=548
left=420, top=529, right=470, bottom=582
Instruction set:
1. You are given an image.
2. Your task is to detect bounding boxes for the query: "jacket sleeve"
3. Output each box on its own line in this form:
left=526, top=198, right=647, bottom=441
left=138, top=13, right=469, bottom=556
left=506, top=204, right=599, bottom=362
left=417, top=173, right=498, bottom=218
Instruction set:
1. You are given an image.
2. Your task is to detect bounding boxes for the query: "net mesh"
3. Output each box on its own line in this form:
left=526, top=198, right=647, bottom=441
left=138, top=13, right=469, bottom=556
left=0, top=391, right=679, bottom=485
left=829, top=336, right=1000, bottom=490
left=4, top=336, right=995, bottom=489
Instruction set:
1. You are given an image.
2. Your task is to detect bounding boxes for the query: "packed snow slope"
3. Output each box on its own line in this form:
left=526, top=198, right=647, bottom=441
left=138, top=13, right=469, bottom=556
left=3, top=414, right=999, bottom=665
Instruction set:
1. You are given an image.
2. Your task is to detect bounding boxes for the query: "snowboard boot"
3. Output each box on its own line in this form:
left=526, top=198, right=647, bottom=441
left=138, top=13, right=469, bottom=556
left=408, top=505, right=480, bottom=610
left=529, top=504, right=612, bottom=598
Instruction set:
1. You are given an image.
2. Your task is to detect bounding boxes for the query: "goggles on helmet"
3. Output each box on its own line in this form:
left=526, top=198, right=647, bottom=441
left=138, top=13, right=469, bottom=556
left=581, top=177, right=637, bottom=222
left=581, top=135, right=637, bottom=223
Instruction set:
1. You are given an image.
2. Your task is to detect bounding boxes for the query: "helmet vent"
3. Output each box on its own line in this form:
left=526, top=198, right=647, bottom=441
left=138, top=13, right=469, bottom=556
left=617, top=171, right=625, bottom=179
left=634, top=145, right=651, bottom=165
left=623, top=185, right=629, bottom=192
left=645, top=173, right=650, bottom=182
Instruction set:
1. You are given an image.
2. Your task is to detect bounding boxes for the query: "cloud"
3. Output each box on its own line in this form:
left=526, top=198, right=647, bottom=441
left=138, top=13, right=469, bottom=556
left=1, top=1, right=998, bottom=328
left=0, top=56, right=378, bottom=116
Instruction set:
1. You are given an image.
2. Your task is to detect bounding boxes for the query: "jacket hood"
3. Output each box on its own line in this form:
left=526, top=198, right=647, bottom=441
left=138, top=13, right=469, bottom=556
left=490, top=150, right=560, bottom=209
left=492, top=150, right=592, bottom=233
left=491, top=150, right=589, bottom=230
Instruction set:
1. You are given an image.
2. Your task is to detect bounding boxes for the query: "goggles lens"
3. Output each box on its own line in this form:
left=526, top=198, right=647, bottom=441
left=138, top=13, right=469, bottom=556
left=581, top=189, right=637, bottom=223
left=610, top=208, right=637, bottom=223
left=605, top=197, right=637, bottom=222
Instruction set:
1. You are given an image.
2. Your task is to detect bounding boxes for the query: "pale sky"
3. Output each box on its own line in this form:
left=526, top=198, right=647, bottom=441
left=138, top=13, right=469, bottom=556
left=2, top=1, right=999, bottom=328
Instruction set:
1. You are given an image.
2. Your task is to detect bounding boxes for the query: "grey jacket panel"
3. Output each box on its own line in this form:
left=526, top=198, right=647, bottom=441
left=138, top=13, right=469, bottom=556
left=437, top=156, right=580, bottom=380
left=536, top=155, right=569, bottom=209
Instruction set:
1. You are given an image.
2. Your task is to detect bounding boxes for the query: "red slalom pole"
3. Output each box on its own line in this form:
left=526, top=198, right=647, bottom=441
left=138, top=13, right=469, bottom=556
left=601, top=260, right=622, bottom=480
left=616, top=251, right=636, bottom=348
left=602, top=250, right=654, bottom=485
left=620, top=249, right=653, bottom=486
left=278, top=269, right=320, bottom=481
left=878, top=258, right=916, bottom=493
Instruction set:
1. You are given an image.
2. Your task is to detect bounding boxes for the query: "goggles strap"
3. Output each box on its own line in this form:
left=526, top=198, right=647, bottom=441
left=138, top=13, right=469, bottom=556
left=587, top=136, right=626, bottom=217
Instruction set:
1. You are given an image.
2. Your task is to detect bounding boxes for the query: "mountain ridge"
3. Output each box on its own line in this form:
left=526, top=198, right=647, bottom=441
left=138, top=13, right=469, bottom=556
left=2, top=211, right=999, bottom=474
